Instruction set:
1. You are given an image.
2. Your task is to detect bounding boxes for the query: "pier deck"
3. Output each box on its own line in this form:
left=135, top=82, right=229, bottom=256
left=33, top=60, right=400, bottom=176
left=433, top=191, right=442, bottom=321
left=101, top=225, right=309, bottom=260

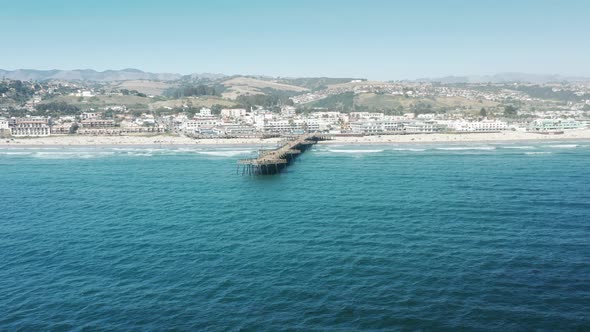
left=237, top=133, right=331, bottom=175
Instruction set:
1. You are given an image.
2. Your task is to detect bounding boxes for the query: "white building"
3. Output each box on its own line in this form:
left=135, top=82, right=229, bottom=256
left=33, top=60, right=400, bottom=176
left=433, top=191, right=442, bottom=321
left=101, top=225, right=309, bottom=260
left=0, top=118, right=8, bottom=130
left=195, top=108, right=212, bottom=117
left=181, top=119, right=220, bottom=132
left=101, top=105, right=127, bottom=112
left=528, top=119, right=584, bottom=131
left=252, top=111, right=275, bottom=130
left=403, top=121, right=441, bottom=133
left=281, top=106, right=297, bottom=117
left=350, top=120, right=385, bottom=134
left=10, top=117, right=51, bottom=137
left=81, top=112, right=100, bottom=120
left=74, top=90, right=95, bottom=97
left=349, top=112, right=385, bottom=120
left=221, top=124, right=257, bottom=136
left=309, top=111, right=342, bottom=119
left=350, top=119, right=403, bottom=134
left=293, top=119, right=320, bottom=132
left=451, top=120, right=508, bottom=132
left=221, top=108, right=247, bottom=118
left=263, top=120, right=292, bottom=133
left=135, top=114, right=156, bottom=126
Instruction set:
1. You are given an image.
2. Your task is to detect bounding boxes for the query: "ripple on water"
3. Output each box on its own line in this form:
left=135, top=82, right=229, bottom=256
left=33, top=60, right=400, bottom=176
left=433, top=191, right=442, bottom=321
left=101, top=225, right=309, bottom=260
left=0, top=144, right=589, bottom=330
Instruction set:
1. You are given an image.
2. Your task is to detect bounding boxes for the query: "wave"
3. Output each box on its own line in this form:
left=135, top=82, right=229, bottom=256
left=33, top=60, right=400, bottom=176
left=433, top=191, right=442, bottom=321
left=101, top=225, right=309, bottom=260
left=126, top=153, right=153, bottom=157
left=525, top=152, right=553, bottom=155
left=391, top=148, right=427, bottom=152
left=0, top=151, right=34, bottom=155
left=174, top=148, right=203, bottom=153
left=327, top=149, right=384, bottom=153
left=501, top=146, right=536, bottom=150
left=435, top=146, right=496, bottom=151
left=5, top=147, right=257, bottom=159
left=196, top=150, right=254, bottom=157
left=32, top=151, right=116, bottom=159
left=544, top=144, right=577, bottom=149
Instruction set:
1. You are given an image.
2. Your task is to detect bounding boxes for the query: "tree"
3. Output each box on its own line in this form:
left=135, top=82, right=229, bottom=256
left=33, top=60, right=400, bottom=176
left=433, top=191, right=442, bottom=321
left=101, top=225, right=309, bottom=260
left=504, top=105, right=518, bottom=117
left=210, top=104, right=223, bottom=115
left=69, top=123, right=79, bottom=134
left=479, top=107, right=487, bottom=117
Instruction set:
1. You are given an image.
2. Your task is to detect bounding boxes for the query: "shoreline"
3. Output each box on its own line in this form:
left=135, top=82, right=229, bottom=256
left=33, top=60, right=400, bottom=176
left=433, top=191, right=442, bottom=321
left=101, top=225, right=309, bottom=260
left=1, top=130, right=589, bottom=148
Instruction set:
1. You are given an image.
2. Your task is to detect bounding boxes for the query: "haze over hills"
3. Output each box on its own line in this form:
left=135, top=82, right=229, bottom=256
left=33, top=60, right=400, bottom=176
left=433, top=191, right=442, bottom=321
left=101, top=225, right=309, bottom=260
left=3, top=68, right=590, bottom=85
left=414, top=72, right=590, bottom=84
left=0, top=69, right=186, bottom=82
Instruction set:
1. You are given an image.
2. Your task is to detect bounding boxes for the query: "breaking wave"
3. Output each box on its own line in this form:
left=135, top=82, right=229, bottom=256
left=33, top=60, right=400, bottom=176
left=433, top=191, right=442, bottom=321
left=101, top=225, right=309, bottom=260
left=435, top=146, right=496, bottom=151
left=32, top=151, right=116, bottom=159
left=501, top=146, right=536, bottom=150
left=0, top=151, right=34, bottom=155
left=525, top=151, right=553, bottom=155
left=544, top=144, right=577, bottom=149
left=196, top=150, right=255, bottom=157
left=391, top=148, right=427, bottom=152
left=327, top=149, right=384, bottom=153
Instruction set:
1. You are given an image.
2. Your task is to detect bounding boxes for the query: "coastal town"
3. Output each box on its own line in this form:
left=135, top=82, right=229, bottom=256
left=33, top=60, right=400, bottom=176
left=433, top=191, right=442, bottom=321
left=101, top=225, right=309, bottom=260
left=1, top=74, right=590, bottom=143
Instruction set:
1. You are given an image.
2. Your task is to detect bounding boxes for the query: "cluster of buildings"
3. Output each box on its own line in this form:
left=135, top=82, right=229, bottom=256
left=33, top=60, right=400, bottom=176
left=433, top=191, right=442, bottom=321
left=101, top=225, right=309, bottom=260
left=1, top=106, right=588, bottom=138
left=160, top=106, right=589, bottom=138
left=0, top=111, right=165, bottom=138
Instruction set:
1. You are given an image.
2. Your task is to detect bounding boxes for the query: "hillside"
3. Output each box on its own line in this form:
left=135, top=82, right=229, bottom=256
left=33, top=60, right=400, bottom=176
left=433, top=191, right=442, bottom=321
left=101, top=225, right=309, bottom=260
left=304, top=92, right=498, bottom=113
left=275, top=77, right=364, bottom=90
left=151, top=96, right=239, bottom=110
left=220, top=77, right=309, bottom=99
left=39, top=95, right=153, bottom=111
left=355, top=93, right=498, bottom=110
left=109, top=80, right=178, bottom=96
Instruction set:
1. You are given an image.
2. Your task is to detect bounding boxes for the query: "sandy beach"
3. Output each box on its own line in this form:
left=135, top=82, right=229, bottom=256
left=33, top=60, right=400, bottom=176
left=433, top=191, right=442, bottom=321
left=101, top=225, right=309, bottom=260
left=1, top=130, right=590, bottom=147
left=324, top=129, right=590, bottom=144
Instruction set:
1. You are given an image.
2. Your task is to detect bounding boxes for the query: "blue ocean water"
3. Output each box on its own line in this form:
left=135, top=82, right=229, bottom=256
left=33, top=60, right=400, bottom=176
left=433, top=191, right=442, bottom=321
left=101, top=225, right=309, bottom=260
left=1, top=142, right=589, bottom=331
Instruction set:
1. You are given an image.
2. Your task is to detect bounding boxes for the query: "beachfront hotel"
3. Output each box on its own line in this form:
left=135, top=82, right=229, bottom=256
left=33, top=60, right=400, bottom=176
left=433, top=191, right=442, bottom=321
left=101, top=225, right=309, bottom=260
left=527, top=119, right=584, bottom=132
left=9, top=117, right=51, bottom=137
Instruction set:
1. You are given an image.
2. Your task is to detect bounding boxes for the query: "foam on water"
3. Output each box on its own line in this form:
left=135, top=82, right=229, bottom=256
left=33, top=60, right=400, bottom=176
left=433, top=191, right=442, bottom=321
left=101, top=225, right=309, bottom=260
left=327, top=149, right=384, bottom=153
left=0, top=151, right=34, bottom=155
left=390, top=148, right=427, bottom=152
left=544, top=144, right=578, bottom=148
left=0, top=147, right=259, bottom=159
left=435, top=146, right=496, bottom=151
left=525, top=151, right=553, bottom=155
left=196, top=150, right=255, bottom=157
left=31, top=151, right=116, bottom=159
left=126, top=152, right=154, bottom=157
left=501, top=145, right=536, bottom=149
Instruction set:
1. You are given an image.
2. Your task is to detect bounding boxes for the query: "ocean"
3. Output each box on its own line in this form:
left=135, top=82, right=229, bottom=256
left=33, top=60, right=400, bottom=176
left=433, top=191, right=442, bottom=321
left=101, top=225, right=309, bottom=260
left=1, top=142, right=589, bottom=330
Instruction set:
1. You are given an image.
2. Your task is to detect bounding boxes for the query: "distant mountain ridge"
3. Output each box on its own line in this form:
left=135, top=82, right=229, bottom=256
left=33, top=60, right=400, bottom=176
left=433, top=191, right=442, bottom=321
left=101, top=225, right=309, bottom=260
left=414, top=72, right=590, bottom=84
left=0, top=68, right=184, bottom=82
left=3, top=69, right=590, bottom=84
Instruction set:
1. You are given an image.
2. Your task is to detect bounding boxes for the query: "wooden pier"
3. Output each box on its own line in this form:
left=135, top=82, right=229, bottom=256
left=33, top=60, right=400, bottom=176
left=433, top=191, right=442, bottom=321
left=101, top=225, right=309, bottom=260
left=237, top=133, right=331, bottom=175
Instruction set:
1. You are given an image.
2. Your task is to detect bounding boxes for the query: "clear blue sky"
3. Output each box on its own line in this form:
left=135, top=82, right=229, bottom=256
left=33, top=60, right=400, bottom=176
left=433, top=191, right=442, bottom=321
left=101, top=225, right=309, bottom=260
left=1, top=0, right=588, bottom=79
